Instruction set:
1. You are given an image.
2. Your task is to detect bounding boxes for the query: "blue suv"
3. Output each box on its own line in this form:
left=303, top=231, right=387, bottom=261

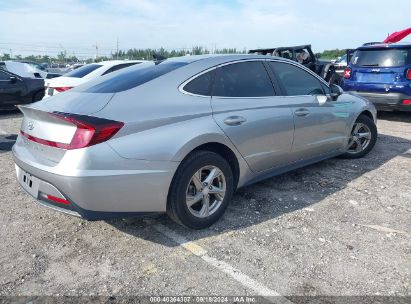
left=341, top=43, right=411, bottom=112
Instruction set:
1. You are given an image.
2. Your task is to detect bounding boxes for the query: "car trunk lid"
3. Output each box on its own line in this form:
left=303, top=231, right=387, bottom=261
left=31, top=91, right=114, bottom=115
left=17, top=92, right=118, bottom=164
left=353, top=67, right=399, bottom=84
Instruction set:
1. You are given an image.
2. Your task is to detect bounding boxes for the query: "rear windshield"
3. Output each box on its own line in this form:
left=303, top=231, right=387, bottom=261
left=351, top=48, right=411, bottom=67
left=64, top=64, right=102, bottom=78
left=75, top=61, right=188, bottom=93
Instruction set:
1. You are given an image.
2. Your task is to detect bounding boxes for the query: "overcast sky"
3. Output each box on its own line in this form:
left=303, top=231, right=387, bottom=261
left=0, top=0, right=410, bottom=58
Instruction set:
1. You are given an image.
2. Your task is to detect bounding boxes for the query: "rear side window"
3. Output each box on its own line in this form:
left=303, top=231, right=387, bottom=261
left=183, top=70, right=215, bottom=96
left=351, top=48, right=411, bottom=67
left=65, top=64, right=102, bottom=78
left=269, top=61, right=324, bottom=96
left=213, top=61, right=274, bottom=97
left=76, top=61, right=188, bottom=93
left=102, top=62, right=140, bottom=75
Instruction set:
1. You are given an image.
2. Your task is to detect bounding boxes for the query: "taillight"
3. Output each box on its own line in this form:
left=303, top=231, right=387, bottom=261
left=21, top=112, right=124, bottom=150
left=54, top=87, right=73, bottom=92
left=343, top=68, right=352, bottom=79
left=45, top=194, right=70, bottom=205
left=403, top=99, right=411, bottom=105
left=406, top=69, right=411, bottom=80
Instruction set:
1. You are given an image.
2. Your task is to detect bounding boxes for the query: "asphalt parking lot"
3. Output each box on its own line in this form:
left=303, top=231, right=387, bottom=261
left=0, top=110, right=410, bottom=301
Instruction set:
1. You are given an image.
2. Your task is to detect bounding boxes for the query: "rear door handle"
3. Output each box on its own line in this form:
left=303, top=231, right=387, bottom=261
left=294, top=108, right=310, bottom=117
left=223, top=116, right=247, bottom=126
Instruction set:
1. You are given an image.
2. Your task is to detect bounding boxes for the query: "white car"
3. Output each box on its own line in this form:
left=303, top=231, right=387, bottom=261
left=44, top=60, right=152, bottom=98
left=0, top=61, right=48, bottom=78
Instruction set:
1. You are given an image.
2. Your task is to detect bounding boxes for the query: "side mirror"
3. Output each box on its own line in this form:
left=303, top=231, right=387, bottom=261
left=329, top=84, right=343, bottom=100
left=9, top=76, right=17, bottom=84
left=316, top=95, right=328, bottom=105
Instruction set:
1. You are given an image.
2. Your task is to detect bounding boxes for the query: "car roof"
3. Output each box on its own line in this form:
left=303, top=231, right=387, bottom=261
left=94, top=60, right=150, bottom=67
left=163, top=53, right=286, bottom=64
left=358, top=42, right=411, bottom=50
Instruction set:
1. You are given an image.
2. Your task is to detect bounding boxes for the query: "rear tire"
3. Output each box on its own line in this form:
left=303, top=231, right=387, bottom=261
left=167, top=151, right=234, bottom=229
left=341, top=115, right=377, bottom=159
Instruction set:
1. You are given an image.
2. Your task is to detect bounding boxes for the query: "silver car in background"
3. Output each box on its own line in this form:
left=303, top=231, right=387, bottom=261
left=13, top=55, right=377, bottom=229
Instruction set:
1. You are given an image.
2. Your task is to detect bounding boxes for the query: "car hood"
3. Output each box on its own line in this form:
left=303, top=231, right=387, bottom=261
left=26, top=91, right=115, bottom=115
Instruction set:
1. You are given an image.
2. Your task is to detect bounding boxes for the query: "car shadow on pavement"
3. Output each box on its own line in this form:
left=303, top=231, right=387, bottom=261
left=0, top=134, right=17, bottom=154
left=108, top=132, right=411, bottom=247
left=377, top=111, right=411, bottom=122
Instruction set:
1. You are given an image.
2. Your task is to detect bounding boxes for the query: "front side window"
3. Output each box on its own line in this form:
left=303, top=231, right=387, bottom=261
left=183, top=70, right=215, bottom=96
left=269, top=61, right=324, bottom=96
left=213, top=61, right=274, bottom=97
left=64, top=64, right=102, bottom=78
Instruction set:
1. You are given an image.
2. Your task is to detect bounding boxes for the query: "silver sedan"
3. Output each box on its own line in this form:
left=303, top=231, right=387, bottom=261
left=13, top=55, right=377, bottom=229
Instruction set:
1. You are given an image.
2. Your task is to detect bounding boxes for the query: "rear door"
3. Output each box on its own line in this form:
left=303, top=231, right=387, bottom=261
left=268, top=61, right=349, bottom=162
left=210, top=60, right=294, bottom=172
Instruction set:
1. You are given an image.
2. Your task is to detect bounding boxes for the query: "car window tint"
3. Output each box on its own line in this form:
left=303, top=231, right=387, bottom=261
left=102, top=62, right=141, bottom=75
left=0, top=70, right=10, bottom=80
left=213, top=61, right=274, bottom=97
left=183, top=70, right=215, bottom=96
left=75, top=61, right=188, bottom=93
left=351, top=48, right=411, bottom=67
left=269, top=61, right=324, bottom=96
left=64, top=64, right=102, bottom=78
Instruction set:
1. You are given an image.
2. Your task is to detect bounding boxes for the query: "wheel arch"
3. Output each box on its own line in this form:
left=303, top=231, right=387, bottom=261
left=190, top=142, right=240, bottom=189
left=358, top=110, right=375, bottom=122
left=174, top=138, right=242, bottom=190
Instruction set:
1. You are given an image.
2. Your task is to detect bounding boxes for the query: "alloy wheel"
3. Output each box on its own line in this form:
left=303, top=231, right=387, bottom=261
left=347, top=122, right=372, bottom=154
left=185, top=165, right=226, bottom=218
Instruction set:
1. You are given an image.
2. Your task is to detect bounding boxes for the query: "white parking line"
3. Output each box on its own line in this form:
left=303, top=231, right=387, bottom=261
left=153, top=224, right=294, bottom=304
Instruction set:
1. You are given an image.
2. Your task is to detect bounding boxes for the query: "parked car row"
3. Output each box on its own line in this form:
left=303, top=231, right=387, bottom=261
left=3, top=40, right=409, bottom=228
left=44, top=60, right=151, bottom=97
left=250, top=41, right=411, bottom=112
left=0, top=60, right=152, bottom=108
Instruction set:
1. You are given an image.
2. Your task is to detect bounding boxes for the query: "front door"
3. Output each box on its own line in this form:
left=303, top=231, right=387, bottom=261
left=268, top=61, right=349, bottom=162
left=0, top=70, right=24, bottom=105
left=210, top=60, right=295, bottom=172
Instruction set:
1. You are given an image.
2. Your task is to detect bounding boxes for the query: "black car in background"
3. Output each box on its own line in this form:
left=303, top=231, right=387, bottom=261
left=0, top=69, right=44, bottom=109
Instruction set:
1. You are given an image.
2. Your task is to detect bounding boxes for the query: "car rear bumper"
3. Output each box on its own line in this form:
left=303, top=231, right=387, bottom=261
left=348, top=91, right=411, bottom=112
left=12, top=142, right=179, bottom=220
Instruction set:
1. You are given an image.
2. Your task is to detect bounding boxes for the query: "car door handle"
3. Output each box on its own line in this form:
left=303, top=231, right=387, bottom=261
left=223, top=116, right=247, bottom=126
left=294, top=108, right=310, bottom=117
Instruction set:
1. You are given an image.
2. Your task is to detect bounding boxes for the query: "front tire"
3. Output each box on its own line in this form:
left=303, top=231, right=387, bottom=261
left=342, top=115, right=377, bottom=159
left=167, top=151, right=234, bottom=229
